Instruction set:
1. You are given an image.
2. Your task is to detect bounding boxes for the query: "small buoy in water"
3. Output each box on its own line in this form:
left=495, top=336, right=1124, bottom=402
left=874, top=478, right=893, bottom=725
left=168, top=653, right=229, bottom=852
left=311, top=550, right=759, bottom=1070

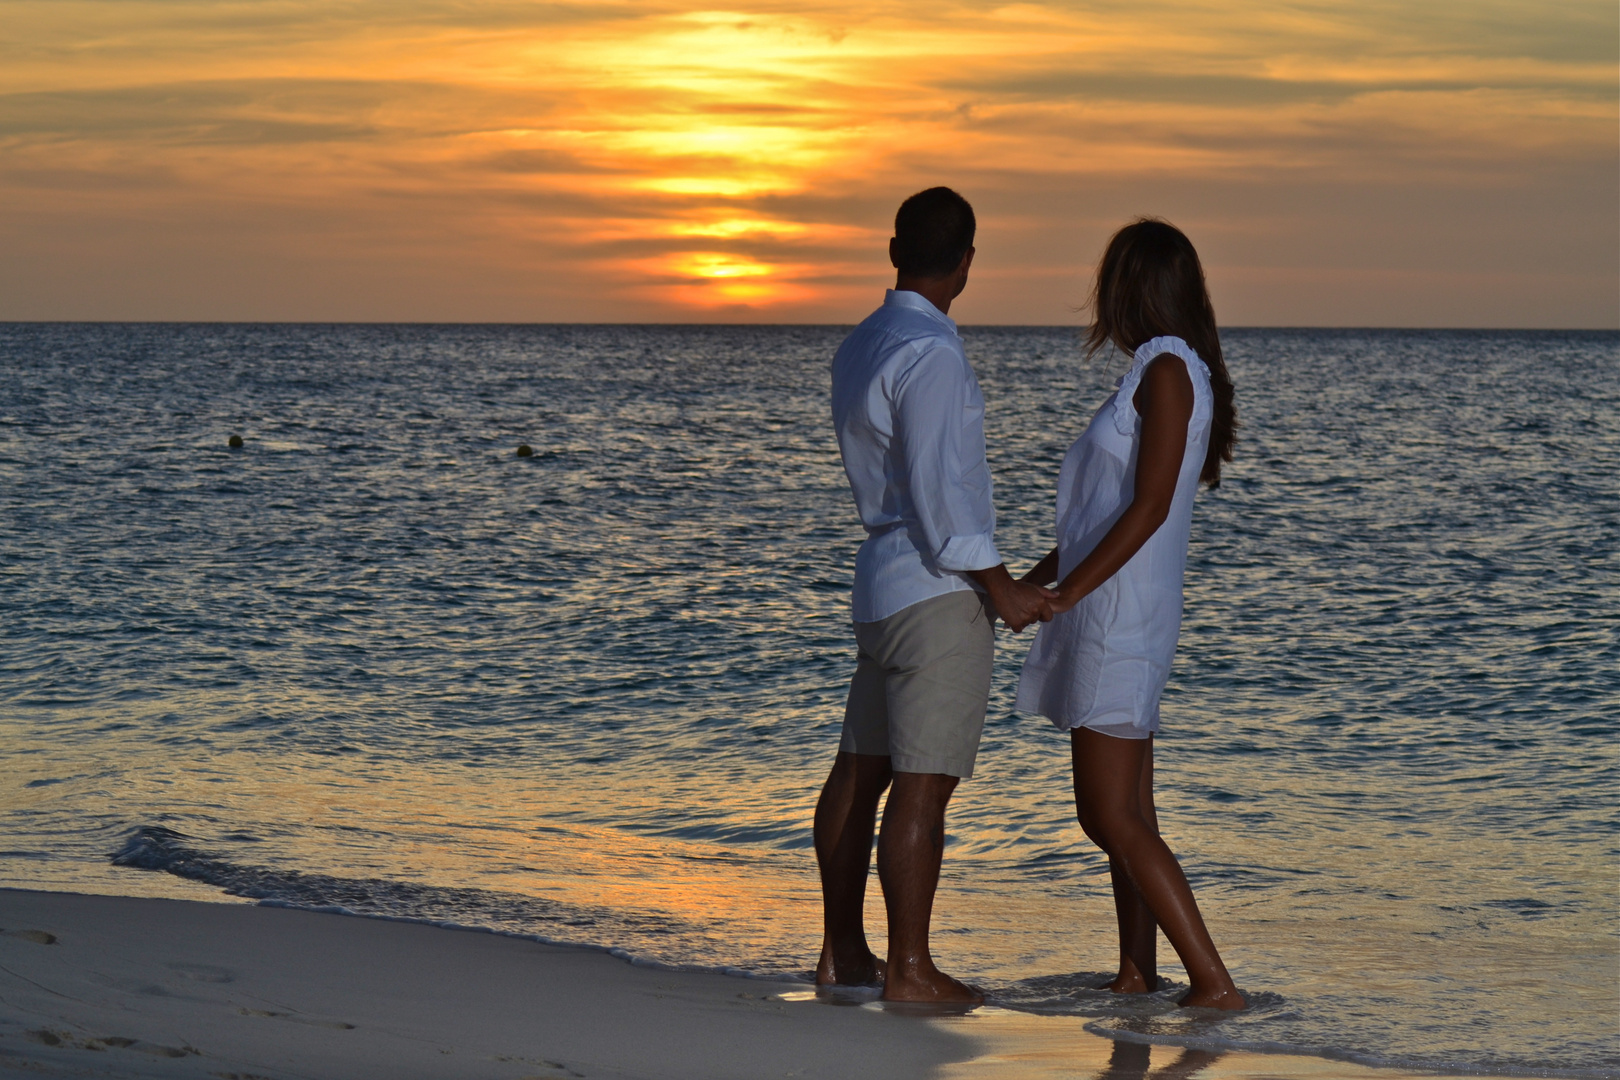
left=516, top=444, right=533, bottom=457
left=228, top=435, right=244, bottom=449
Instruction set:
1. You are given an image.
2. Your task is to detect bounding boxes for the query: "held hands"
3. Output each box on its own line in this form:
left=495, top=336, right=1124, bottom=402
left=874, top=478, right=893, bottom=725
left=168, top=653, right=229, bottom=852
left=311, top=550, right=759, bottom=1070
left=1033, top=586, right=1079, bottom=618
left=966, top=564, right=1058, bottom=633
left=1013, top=546, right=1086, bottom=621
left=993, top=578, right=1059, bottom=633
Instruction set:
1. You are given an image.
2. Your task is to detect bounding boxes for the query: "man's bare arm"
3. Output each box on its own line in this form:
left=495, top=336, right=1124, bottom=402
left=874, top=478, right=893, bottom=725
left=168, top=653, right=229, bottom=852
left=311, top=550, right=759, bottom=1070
left=1020, top=548, right=1060, bottom=588
left=965, top=564, right=1057, bottom=633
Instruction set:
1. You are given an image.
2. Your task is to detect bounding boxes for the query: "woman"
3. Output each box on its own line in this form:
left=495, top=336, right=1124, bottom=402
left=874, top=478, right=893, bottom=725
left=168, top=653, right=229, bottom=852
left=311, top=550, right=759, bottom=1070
left=1017, top=219, right=1243, bottom=1009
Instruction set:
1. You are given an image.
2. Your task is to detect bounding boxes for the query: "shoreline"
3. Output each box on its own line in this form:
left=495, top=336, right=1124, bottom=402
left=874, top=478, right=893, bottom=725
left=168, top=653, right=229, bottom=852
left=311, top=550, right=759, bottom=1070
left=0, top=887, right=1534, bottom=1080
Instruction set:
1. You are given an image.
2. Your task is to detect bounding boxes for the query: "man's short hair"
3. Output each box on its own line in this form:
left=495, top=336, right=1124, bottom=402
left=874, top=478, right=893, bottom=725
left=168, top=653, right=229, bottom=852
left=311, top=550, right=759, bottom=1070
left=892, top=187, right=975, bottom=278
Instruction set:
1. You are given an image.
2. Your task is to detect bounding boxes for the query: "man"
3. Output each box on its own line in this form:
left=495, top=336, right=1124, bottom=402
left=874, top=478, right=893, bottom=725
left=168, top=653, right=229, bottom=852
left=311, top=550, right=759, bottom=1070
left=815, top=187, right=1055, bottom=1003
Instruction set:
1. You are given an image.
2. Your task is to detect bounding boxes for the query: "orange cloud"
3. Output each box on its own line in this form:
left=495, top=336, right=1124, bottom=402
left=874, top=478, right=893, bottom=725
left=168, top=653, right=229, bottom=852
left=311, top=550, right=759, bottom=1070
left=617, top=250, right=826, bottom=307
left=0, top=1, right=1613, bottom=324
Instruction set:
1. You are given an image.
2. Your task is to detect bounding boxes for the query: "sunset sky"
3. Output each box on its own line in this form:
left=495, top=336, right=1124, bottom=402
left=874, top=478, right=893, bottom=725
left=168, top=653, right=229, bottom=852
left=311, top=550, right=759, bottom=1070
left=1, top=1, right=1615, bottom=325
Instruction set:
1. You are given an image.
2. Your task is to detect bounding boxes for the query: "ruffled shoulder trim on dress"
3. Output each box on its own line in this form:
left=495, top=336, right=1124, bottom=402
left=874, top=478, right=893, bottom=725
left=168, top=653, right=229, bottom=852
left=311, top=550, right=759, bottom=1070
left=1111, top=335, right=1213, bottom=436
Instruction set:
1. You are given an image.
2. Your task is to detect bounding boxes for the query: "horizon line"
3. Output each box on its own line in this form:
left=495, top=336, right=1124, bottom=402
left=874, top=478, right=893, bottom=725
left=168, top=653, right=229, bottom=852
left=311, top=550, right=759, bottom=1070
left=3, top=321, right=1617, bottom=333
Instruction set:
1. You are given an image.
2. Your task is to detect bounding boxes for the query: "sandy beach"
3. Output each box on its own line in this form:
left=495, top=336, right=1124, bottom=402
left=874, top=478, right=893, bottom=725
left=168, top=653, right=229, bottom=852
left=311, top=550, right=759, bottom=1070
left=0, top=888, right=1451, bottom=1080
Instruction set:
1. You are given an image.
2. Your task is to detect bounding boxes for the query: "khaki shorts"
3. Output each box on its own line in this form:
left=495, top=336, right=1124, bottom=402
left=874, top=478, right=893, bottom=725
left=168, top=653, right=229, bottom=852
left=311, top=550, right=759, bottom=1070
left=840, top=589, right=996, bottom=778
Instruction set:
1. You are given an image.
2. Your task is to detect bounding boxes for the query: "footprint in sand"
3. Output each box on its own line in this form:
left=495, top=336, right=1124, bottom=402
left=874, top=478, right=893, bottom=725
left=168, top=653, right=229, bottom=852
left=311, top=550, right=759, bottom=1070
left=495, top=1055, right=585, bottom=1078
left=166, top=961, right=234, bottom=983
left=0, top=929, right=58, bottom=945
left=29, top=1030, right=199, bottom=1058
left=238, top=1007, right=355, bottom=1030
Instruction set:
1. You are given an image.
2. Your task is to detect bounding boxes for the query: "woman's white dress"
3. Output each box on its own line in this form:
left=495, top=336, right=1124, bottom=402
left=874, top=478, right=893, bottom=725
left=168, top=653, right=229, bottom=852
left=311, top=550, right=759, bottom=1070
left=1015, top=335, right=1214, bottom=738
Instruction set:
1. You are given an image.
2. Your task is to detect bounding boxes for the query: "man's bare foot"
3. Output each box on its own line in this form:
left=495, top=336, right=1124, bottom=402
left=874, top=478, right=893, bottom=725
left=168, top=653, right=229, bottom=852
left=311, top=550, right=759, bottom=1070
left=882, top=962, right=983, bottom=1004
left=1178, top=983, right=1245, bottom=1010
left=815, top=945, right=886, bottom=987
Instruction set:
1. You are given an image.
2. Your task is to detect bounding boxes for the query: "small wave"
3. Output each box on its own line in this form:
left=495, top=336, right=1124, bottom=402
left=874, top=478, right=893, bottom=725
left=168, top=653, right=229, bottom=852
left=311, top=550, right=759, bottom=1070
left=992, top=972, right=1616, bottom=1079
left=989, top=970, right=1287, bottom=1022
left=109, top=824, right=803, bottom=984
left=110, top=824, right=671, bottom=936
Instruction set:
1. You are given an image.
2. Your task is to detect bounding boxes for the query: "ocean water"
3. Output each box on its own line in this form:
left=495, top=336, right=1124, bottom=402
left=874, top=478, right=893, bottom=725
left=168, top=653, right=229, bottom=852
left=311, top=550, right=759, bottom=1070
left=1, top=323, right=1616, bottom=1077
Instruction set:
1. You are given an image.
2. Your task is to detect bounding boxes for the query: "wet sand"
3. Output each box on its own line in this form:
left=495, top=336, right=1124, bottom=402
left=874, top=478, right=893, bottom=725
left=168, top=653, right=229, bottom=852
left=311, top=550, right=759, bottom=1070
left=0, top=889, right=1438, bottom=1079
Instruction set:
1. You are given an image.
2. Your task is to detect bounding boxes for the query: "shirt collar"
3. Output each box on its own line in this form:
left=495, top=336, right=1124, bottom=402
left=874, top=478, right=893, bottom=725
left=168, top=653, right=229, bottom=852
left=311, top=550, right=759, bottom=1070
left=884, top=289, right=957, bottom=335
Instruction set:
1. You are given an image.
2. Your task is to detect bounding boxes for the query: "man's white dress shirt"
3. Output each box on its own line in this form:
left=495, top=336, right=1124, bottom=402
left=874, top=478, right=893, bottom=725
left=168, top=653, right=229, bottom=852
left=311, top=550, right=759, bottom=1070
left=832, top=290, right=1002, bottom=623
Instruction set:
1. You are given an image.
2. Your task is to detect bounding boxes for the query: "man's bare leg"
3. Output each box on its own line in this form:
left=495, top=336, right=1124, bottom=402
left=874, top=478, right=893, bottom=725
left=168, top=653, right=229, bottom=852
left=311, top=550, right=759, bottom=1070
left=1106, top=747, right=1159, bottom=992
left=814, top=751, right=892, bottom=986
left=878, top=770, right=981, bottom=1003
left=1071, top=729, right=1243, bottom=1010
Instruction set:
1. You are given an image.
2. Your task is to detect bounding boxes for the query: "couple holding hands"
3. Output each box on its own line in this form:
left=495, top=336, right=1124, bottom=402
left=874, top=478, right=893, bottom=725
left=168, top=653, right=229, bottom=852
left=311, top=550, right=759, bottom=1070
left=813, top=187, right=1244, bottom=1010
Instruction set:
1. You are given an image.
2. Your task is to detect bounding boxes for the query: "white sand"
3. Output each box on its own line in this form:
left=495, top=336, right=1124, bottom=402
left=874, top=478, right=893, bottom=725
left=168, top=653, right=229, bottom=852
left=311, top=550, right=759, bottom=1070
left=0, top=889, right=1431, bottom=1080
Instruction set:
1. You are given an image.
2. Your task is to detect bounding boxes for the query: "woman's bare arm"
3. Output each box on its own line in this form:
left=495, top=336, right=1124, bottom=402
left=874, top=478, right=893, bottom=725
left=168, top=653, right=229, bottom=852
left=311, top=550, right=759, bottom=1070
left=1049, top=355, right=1193, bottom=614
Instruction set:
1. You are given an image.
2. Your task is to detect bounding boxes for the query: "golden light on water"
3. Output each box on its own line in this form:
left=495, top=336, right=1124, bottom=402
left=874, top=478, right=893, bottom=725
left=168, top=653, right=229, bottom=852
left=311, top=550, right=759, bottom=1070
left=0, top=1, right=1613, bottom=323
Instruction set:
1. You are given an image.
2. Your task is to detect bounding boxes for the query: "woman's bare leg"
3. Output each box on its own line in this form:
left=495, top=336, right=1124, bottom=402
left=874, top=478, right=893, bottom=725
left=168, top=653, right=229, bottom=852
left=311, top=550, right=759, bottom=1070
left=1105, top=746, right=1158, bottom=992
left=1071, top=728, right=1243, bottom=1009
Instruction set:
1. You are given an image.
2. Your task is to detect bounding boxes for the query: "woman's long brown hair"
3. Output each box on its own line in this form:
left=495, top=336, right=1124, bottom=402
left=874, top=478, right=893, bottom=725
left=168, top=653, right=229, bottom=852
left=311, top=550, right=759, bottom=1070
left=1084, top=218, right=1237, bottom=488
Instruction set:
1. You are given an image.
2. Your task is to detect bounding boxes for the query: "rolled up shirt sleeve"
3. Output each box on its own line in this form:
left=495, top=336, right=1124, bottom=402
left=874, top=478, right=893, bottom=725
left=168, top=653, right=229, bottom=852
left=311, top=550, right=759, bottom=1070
left=892, top=342, right=1002, bottom=574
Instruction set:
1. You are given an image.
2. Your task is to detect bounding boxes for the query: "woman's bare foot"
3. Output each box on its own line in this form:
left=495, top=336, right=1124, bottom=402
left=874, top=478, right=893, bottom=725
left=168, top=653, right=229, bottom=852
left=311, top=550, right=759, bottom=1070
left=1105, top=969, right=1155, bottom=993
left=815, top=945, right=886, bottom=987
left=1178, top=983, right=1245, bottom=1010
left=882, top=960, right=983, bottom=1003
